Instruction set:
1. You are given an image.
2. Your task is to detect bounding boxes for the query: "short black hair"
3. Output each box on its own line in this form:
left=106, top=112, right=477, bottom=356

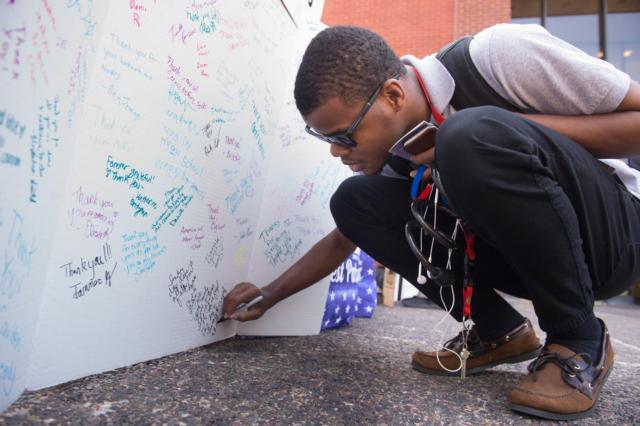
left=294, top=26, right=406, bottom=117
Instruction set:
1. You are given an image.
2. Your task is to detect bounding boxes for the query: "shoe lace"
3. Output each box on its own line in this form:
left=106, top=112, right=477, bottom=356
left=443, top=327, right=480, bottom=351
left=528, top=350, right=593, bottom=382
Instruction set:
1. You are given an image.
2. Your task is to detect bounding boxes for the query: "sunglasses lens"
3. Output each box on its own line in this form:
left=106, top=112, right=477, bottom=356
left=334, top=135, right=355, bottom=147
left=305, top=126, right=356, bottom=147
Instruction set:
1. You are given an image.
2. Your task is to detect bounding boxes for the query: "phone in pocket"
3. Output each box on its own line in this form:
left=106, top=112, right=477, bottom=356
left=388, top=121, right=438, bottom=161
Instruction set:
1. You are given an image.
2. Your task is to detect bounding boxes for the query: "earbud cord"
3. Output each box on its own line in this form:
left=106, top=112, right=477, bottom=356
left=411, top=65, right=466, bottom=373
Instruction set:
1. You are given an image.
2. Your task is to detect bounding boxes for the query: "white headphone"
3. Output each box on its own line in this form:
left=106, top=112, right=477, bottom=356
left=417, top=262, right=427, bottom=284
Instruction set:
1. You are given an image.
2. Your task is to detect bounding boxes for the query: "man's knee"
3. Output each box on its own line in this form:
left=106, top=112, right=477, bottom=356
left=330, top=175, right=366, bottom=228
left=330, top=174, right=410, bottom=232
left=436, top=106, right=514, bottom=170
left=433, top=106, right=530, bottom=214
left=436, top=106, right=529, bottom=188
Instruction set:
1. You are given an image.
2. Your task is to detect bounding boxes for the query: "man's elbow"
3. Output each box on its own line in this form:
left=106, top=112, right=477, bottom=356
left=616, top=80, right=640, bottom=112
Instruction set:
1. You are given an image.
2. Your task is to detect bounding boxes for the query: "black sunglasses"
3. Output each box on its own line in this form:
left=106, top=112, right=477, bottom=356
left=305, top=74, right=399, bottom=148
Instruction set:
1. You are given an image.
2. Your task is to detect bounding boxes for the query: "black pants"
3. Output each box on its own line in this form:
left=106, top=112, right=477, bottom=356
left=330, top=106, right=640, bottom=335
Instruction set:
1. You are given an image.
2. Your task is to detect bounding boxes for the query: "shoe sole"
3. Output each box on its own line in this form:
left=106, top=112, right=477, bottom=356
left=411, top=346, right=543, bottom=377
left=508, top=362, right=614, bottom=420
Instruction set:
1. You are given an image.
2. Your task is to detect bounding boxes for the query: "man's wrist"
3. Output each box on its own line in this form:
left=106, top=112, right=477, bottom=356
left=259, top=284, right=280, bottom=309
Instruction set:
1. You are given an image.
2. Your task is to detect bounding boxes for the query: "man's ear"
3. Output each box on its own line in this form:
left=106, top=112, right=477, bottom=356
left=381, top=78, right=405, bottom=112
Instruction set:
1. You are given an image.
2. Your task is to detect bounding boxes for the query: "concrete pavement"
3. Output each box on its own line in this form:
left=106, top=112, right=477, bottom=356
left=1, top=297, right=639, bottom=425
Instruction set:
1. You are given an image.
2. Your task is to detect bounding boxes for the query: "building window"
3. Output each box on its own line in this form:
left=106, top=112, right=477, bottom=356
left=607, top=1, right=640, bottom=78
left=547, top=1, right=600, bottom=57
left=511, top=0, right=640, bottom=80
left=512, top=0, right=542, bottom=24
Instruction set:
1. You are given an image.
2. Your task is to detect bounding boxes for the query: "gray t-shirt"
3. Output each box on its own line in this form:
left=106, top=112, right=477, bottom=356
left=469, top=23, right=630, bottom=114
left=400, top=23, right=639, bottom=198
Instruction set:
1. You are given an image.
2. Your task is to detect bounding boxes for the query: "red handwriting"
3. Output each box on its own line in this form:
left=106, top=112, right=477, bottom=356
left=207, top=204, right=225, bottom=231
left=196, top=41, right=209, bottom=77
left=167, top=55, right=206, bottom=110
left=27, top=10, right=53, bottom=85
left=42, top=0, right=56, bottom=29
left=180, top=226, right=204, bottom=250
left=130, top=0, right=147, bottom=28
left=224, top=136, right=240, bottom=162
left=197, top=61, right=208, bottom=77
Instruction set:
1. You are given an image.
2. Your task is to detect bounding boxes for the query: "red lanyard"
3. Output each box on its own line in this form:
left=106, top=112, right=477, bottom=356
left=411, top=65, right=444, bottom=126
left=410, top=64, right=444, bottom=201
left=410, top=65, right=475, bottom=323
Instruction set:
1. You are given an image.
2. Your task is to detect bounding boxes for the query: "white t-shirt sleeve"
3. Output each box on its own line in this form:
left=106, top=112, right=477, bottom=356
left=469, top=23, right=631, bottom=115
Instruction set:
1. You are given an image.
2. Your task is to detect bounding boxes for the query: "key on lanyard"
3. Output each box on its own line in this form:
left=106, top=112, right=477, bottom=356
left=460, top=347, right=470, bottom=379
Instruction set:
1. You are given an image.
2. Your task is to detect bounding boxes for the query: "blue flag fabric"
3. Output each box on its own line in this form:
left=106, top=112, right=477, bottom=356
left=321, top=249, right=377, bottom=331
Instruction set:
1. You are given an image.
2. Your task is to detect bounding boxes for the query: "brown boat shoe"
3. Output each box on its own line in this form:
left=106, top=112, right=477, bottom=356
left=508, top=318, right=614, bottom=421
left=412, top=318, right=542, bottom=376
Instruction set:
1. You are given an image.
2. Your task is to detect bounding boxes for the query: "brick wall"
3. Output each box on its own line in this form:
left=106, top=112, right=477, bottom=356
left=454, top=0, right=512, bottom=39
left=321, top=0, right=511, bottom=57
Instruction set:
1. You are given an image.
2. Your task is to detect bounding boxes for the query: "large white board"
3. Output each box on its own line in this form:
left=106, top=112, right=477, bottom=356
left=0, top=0, right=347, bottom=411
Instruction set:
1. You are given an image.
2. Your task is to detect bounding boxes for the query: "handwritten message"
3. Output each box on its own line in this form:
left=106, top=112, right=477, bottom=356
left=217, top=14, right=248, bottom=52
left=305, top=160, right=350, bottom=208
left=122, top=231, right=166, bottom=281
left=202, top=123, right=221, bottom=155
left=185, top=7, right=218, bottom=34
left=105, top=155, right=156, bottom=190
left=0, top=210, right=35, bottom=302
left=60, top=243, right=118, bottom=300
left=68, top=186, right=118, bottom=240
left=0, top=109, right=26, bottom=139
left=180, top=225, right=204, bottom=250
left=168, top=261, right=226, bottom=336
left=250, top=100, right=266, bottom=160
left=234, top=217, right=252, bottom=244
left=29, top=97, right=60, bottom=203
left=168, top=260, right=196, bottom=307
left=258, top=219, right=304, bottom=267
left=27, top=8, right=55, bottom=85
left=130, top=193, right=156, bottom=218
left=224, top=163, right=260, bottom=215
left=0, top=151, right=20, bottom=168
left=167, top=55, right=207, bottom=110
left=104, top=153, right=160, bottom=219
left=165, top=104, right=201, bottom=136
left=66, top=0, right=97, bottom=37
left=206, top=204, right=225, bottom=232
left=102, top=32, right=157, bottom=82
left=295, top=178, right=314, bottom=207
left=160, top=123, right=192, bottom=157
left=223, top=135, right=240, bottom=162
left=0, top=320, right=21, bottom=351
left=100, top=82, right=141, bottom=120
left=204, top=203, right=225, bottom=268
left=277, top=123, right=307, bottom=148
left=130, top=0, right=155, bottom=28
left=0, top=110, right=26, bottom=167
left=151, top=185, right=193, bottom=232
left=185, top=282, right=225, bottom=336
left=0, top=360, right=15, bottom=397
left=66, top=46, right=90, bottom=129
left=204, top=235, right=223, bottom=268
left=0, top=22, right=26, bottom=80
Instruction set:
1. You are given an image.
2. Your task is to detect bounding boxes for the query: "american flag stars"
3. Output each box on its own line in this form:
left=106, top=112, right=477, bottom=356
left=321, top=250, right=377, bottom=331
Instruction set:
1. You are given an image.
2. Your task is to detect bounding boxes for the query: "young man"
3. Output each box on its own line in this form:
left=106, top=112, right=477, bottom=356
left=223, top=24, right=640, bottom=420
